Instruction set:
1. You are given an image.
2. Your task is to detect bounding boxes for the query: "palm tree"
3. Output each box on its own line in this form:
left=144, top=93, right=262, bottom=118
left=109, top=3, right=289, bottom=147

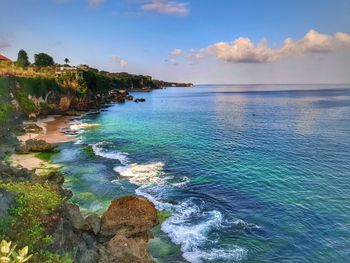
left=64, top=58, right=70, bottom=64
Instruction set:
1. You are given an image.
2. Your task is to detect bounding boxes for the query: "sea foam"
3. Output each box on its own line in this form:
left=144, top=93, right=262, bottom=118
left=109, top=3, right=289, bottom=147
left=92, top=142, right=129, bottom=165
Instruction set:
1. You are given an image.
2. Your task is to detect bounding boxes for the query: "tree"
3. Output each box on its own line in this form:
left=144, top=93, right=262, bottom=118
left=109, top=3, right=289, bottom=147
left=34, top=53, right=55, bottom=67
left=64, top=58, right=70, bottom=64
left=16, top=49, right=30, bottom=67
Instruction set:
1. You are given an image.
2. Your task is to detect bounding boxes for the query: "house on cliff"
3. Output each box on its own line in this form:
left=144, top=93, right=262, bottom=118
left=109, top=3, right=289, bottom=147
left=0, top=54, right=11, bottom=62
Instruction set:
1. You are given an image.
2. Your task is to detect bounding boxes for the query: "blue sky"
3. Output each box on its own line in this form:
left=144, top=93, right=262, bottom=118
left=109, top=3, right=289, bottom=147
left=1, top=0, right=350, bottom=83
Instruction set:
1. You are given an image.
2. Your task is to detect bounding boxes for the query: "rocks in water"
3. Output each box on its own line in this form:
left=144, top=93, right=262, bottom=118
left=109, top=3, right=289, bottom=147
left=0, top=189, right=18, bottom=217
left=134, top=98, right=146, bottom=103
left=100, top=196, right=158, bottom=238
left=125, top=95, right=134, bottom=101
left=15, top=139, right=57, bottom=153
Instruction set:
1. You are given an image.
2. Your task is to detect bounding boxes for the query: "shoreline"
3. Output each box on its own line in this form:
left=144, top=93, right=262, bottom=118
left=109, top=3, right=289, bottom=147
left=9, top=115, right=76, bottom=175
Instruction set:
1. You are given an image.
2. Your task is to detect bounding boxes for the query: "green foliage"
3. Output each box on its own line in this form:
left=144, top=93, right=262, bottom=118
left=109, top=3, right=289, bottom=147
left=17, top=77, right=61, bottom=98
left=35, top=150, right=58, bottom=162
left=35, top=251, right=73, bottom=263
left=0, top=182, right=62, bottom=254
left=0, top=239, right=32, bottom=263
left=64, top=58, right=70, bottom=64
left=34, top=53, right=54, bottom=67
left=16, top=50, right=30, bottom=68
left=15, top=90, right=37, bottom=114
left=0, top=77, right=13, bottom=125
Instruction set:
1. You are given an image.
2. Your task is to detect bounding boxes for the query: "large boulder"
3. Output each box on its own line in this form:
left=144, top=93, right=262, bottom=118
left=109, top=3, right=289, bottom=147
left=100, top=196, right=158, bottom=238
left=16, top=139, right=57, bottom=153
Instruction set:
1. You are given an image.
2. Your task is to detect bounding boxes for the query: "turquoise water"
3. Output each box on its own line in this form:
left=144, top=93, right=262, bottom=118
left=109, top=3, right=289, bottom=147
left=54, top=85, right=350, bottom=262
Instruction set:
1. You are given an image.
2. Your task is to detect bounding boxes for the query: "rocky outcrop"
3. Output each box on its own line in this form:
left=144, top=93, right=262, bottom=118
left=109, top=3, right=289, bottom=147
left=59, top=96, right=72, bottom=112
left=22, top=122, right=44, bottom=133
left=15, top=139, right=57, bottom=153
left=48, top=196, right=159, bottom=263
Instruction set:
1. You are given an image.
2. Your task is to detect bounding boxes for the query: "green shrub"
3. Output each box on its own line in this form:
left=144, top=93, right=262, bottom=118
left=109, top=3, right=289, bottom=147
left=0, top=182, right=62, bottom=253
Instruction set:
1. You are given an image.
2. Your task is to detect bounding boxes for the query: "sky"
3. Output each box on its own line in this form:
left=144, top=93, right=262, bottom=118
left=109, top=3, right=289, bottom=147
left=1, top=0, right=350, bottom=84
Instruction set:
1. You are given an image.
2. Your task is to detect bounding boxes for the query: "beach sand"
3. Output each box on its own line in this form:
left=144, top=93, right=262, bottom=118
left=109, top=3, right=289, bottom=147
left=11, top=115, right=75, bottom=175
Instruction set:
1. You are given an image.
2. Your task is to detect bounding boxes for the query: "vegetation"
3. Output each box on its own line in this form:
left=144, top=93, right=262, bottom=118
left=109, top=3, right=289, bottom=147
left=34, top=53, right=54, bottom=67
left=0, top=78, right=13, bottom=125
left=0, top=239, right=32, bottom=263
left=64, top=58, right=70, bottom=64
left=35, top=150, right=58, bottom=163
left=0, top=182, right=63, bottom=262
left=16, top=50, right=30, bottom=68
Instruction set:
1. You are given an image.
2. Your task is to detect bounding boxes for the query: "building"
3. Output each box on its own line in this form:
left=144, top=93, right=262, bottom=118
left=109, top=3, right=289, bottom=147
left=0, top=54, right=11, bottom=62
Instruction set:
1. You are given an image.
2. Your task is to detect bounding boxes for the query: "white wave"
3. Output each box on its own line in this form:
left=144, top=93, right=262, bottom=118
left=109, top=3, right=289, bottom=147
left=184, top=247, right=248, bottom=263
left=136, top=186, right=247, bottom=263
left=70, top=123, right=100, bottom=131
left=92, top=142, right=129, bottom=165
left=114, top=162, right=165, bottom=185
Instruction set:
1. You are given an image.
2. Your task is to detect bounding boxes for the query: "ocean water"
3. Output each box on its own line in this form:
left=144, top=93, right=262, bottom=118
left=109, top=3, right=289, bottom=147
left=53, top=85, right=350, bottom=263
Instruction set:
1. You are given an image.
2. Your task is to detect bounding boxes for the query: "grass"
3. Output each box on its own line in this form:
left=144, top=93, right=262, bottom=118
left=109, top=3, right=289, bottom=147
left=0, top=182, right=63, bottom=261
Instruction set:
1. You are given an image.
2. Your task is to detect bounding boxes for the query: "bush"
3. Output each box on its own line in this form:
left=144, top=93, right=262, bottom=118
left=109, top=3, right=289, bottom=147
left=0, top=182, right=62, bottom=254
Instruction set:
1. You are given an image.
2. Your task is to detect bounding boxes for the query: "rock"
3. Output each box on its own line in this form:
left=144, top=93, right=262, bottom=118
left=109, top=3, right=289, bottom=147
left=15, top=139, right=57, bottom=153
left=125, top=95, right=134, bottom=101
left=23, top=122, right=43, bottom=133
left=134, top=98, right=145, bottom=103
left=63, top=203, right=89, bottom=231
left=100, top=196, right=158, bottom=238
left=0, top=189, right=18, bottom=217
left=85, top=213, right=101, bottom=235
left=59, top=96, right=72, bottom=112
left=47, top=171, right=65, bottom=185
left=0, top=162, right=38, bottom=182
left=106, top=234, right=154, bottom=263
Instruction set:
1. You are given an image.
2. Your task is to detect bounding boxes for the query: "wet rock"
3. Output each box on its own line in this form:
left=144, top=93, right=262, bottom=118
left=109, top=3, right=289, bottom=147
left=0, top=189, right=18, bottom=217
left=15, top=139, right=57, bottom=153
left=100, top=196, right=159, bottom=238
left=125, top=95, right=133, bottom=101
left=134, top=98, right=145, bottom=103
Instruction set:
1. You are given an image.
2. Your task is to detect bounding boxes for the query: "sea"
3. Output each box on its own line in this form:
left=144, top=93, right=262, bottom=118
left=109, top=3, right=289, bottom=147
left=51, top=84, right=350, bottom=263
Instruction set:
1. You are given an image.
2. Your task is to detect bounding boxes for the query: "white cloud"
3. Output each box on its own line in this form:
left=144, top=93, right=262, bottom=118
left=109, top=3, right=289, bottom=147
left=203, top=30, right=350, bottom=63
left=112, top=56, right=128, bottom=68
left=170, top=48, right=182, bottom=56
left=88, top=0, right=104, bottom=8
left=0, top=38, right=11, bottom=51
left=120, top=59, right=128, bottom=67
left=141, top=0, right=189, bottom=16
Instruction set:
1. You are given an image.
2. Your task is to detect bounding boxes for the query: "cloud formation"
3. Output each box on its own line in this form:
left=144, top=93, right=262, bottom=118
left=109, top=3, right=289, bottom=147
left=170, top=48, right=182, bottom=56
left=204, top=30, right=350, bottom=63
left=0, top=38, right=11, bottom=51
left=112, top=56, right=128, bottom=68
left=88, top=0, right=105, bottom=8
left=141, top=0, right=189, bottom=16
left=119, top=59, right=128, bottom=67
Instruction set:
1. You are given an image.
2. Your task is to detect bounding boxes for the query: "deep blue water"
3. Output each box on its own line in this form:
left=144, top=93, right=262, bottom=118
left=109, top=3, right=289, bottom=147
left=53, top=85, right=350, bottom=263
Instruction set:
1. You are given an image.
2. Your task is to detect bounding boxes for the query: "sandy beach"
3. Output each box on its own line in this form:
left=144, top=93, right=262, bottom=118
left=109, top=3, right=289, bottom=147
left=10, top=115, right=76, bottom=175
left=17, top=115, right=75, bottom=143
